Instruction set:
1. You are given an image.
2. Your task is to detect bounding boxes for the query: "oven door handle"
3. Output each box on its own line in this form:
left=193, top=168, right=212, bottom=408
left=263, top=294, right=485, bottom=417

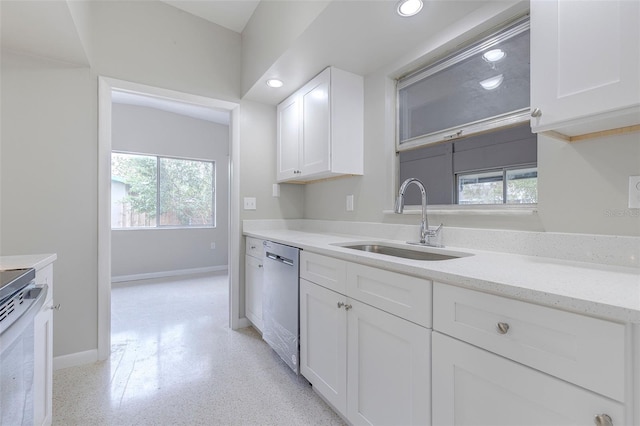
left=0, top=284, right=48, bottom=354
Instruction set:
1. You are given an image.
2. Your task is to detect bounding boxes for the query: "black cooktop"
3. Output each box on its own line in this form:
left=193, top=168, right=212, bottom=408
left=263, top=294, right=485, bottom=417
left=0, top=268, right=35, bottom=305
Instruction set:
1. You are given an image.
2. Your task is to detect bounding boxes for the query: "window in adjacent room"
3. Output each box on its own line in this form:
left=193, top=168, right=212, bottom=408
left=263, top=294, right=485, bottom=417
left=111, top=152, right=215, bottom=229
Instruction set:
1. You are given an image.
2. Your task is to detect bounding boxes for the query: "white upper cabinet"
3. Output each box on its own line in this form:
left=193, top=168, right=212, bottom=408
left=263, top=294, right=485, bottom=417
left=276, top=66, right=363, bottom=183
left=530, top=0, right=640, bottom=137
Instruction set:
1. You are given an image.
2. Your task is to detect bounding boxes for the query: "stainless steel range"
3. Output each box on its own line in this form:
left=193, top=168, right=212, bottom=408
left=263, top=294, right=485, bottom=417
left=0, top=268, right=47, bottom=425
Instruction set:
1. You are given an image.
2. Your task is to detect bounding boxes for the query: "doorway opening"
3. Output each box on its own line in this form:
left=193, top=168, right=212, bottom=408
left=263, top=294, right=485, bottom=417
left=98, top=77, right=242, bottom=361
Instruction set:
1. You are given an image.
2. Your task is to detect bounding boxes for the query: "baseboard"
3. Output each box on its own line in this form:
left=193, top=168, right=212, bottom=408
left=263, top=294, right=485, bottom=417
left=235, top=317, right=251, bottom=329
left=112, top=265, right=228, bottom=283
left=54, top=349, right=98, bottom=371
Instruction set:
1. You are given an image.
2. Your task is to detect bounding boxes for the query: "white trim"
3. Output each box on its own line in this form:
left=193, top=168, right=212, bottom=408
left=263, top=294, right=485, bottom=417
left=98, top=78, right=112, bottom=362
left=111, top=266, right=228, bottom=284
left=53, top=349, right=98, bottom=371
left=229, top=106, right=242, bottom=330
left=236, top=318, right=251, bottom=329
left=98, top=76, right=240, bottom=361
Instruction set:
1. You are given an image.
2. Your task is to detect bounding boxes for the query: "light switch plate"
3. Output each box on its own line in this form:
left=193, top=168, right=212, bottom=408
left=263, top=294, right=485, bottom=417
left=244, top=197, right=257, bottom=210
left=629, top=176, right=640, bottom=209
left=272, top=184, right=280, bottom=198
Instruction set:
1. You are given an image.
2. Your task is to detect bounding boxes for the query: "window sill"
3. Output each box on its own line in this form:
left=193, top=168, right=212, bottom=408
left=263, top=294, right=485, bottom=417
left=383, top=204, right=538, bottom=216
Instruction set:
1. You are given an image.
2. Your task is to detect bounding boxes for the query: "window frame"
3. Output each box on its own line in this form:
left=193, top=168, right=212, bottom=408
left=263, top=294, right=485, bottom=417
left=111, top=151, right=216, bottom=230
left=396, top=16, right=531, bottom=152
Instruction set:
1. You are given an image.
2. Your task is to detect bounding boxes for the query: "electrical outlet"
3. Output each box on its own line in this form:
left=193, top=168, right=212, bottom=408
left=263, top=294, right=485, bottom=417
left=629, top=176, right=640, bottom=209
left=272, top=184, right=280, bottom=197
left=244, top=197, right=257, bottom=210
left=346, top=195, right=354, bottom=211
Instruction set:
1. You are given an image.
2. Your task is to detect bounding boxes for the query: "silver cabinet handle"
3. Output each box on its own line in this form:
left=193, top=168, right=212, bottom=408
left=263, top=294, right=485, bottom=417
left=497, top=322, right=510, bottom=334
left=337, top=302, right=345, bottom=308
left=531, top=108, right=542, bottom=118
left=258, top=264, right=263, bottom=268
left=250, top=245, right=256, bottom=249
left=51, top=303, right=61, bottom=311
left=344, top=304, right=352, bottom=310
left=594, top=414, right=613, bottom=426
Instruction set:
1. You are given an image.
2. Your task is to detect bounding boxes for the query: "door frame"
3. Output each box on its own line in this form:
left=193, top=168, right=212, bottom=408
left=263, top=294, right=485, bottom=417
left=97, top=76, right=242, bottom=360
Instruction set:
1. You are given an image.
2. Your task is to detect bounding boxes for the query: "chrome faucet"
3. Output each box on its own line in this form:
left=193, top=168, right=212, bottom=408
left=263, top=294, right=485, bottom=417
left=395, top=178, right=443, bottom=246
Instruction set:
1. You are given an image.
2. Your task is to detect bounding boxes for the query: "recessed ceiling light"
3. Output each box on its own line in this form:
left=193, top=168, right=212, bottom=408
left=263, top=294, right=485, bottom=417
left=482, top=49, right=506, bottom=63
left=479, top=74, right=504, bottom=91
left=266, top=79, right=284, bottom=88
left=396, top=0, right=423, bottom=17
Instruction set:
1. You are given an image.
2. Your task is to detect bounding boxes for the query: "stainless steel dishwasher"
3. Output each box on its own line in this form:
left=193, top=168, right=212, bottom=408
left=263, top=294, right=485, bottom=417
left=262, top=240, right=300, bottom=374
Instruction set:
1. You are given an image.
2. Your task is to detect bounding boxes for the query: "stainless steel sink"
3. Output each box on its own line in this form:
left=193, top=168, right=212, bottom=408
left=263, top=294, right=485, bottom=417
left=338, top=243, right=470, bottom=261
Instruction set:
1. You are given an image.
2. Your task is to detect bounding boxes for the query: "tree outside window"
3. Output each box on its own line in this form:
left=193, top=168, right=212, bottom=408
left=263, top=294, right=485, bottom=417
left=111, top=152, right=215, bottom=229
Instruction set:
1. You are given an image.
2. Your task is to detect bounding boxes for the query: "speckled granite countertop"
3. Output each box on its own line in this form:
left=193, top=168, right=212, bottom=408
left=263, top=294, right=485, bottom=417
left=244, top=229, right=640, bottom=324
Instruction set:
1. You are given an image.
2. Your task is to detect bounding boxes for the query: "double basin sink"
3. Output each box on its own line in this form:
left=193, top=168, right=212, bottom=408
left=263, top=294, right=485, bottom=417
left=333, top=242, right=472, bottom=261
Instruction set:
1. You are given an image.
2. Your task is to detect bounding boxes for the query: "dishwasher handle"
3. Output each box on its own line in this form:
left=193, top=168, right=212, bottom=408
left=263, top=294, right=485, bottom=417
left=265, top=251, right=294, bottom=266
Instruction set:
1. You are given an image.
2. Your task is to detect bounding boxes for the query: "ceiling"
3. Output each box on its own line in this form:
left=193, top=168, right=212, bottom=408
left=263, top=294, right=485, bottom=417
left=112, top=91, right=231, bottom=125
left=160, top=0, right=260, bottom=33
left=1, top=0, right=527, bottom=119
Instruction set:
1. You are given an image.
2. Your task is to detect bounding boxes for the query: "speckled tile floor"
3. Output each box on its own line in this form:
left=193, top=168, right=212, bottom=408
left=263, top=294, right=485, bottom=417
left=53, top=273, right=345, bottom=426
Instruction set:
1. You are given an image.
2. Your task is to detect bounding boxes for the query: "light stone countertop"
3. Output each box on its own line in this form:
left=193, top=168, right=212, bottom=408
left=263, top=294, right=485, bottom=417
left=0, top=253, right=57, bottom=271
left=244, top=229, right=640, bottom=324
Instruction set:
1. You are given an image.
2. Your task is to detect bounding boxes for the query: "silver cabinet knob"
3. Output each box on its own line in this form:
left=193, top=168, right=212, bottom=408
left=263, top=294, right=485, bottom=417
left=344, top=304, right=352, bottom=310
left=337, top=302, right=345, bottom=308
left=594, top=414, right=613, bottom=426
left=497, top=322, right=510, bottom=334
left=258, top=264, right=263, bottom=268
left=531, top=108, right=542, bottom=118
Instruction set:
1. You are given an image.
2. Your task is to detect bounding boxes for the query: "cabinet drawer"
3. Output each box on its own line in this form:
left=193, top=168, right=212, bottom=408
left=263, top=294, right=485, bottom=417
left=300, top=252, right=347, bottom=294
left=433, top=283, right=626, bottom=401
left=346, top=263, right=431, bottom=328
left=245, top=237, right=264, bottom=259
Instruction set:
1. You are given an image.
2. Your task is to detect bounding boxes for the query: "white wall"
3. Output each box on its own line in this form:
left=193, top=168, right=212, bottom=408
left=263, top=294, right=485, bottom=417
left=110, top=103, right=229, bottom=278
left=237, top=99, right=304, bottom=316
left=0, top=52, right=99, bottom=356
left=303, top=7, right=640, bottom=237
left=1, top=1, right=248, bottom=359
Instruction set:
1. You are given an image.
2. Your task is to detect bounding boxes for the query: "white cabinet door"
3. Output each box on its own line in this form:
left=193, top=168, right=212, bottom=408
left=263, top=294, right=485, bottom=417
left=432, top=332, right=625, bottom=426
left=276, top=93, right=300, bottom=181
left=530, top=0, right=640, bottom=135
left=299, top=279, right=347, bottom=414
left=300, top=69, right=331, bottom=177
left=347, top=298, right=431, bottom=426
left=245, top=254, right=264, bottom=332
left=275, top=66, right=363, bottom=183
left=33, top=307, right=53, bottom=426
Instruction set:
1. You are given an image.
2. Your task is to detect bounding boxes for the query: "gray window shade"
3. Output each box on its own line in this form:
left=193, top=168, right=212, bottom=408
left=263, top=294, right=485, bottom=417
left=398, top=18, right=530, bottom=149
left=453, top=124, right=536, bottom=173
left=398, top=124, right=536, bottom=205
left=399, top=144, right=453, bottom=205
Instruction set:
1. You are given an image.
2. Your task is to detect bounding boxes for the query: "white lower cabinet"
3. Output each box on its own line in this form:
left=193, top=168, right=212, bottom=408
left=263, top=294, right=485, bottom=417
left=34, top=261, right=55, bottom=426
left=432, top=332, right=625, bottom=426
left=432, top=282, right=629, bottom=426
left=300, top=261, right=431, bottom=426
left=33, top=307, right=53, bottom=426
left=300, top=278, right=347, bottom=414
left=245, top=237, right=264, bottom=332
left=346, top=298, right=430, bottom=426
